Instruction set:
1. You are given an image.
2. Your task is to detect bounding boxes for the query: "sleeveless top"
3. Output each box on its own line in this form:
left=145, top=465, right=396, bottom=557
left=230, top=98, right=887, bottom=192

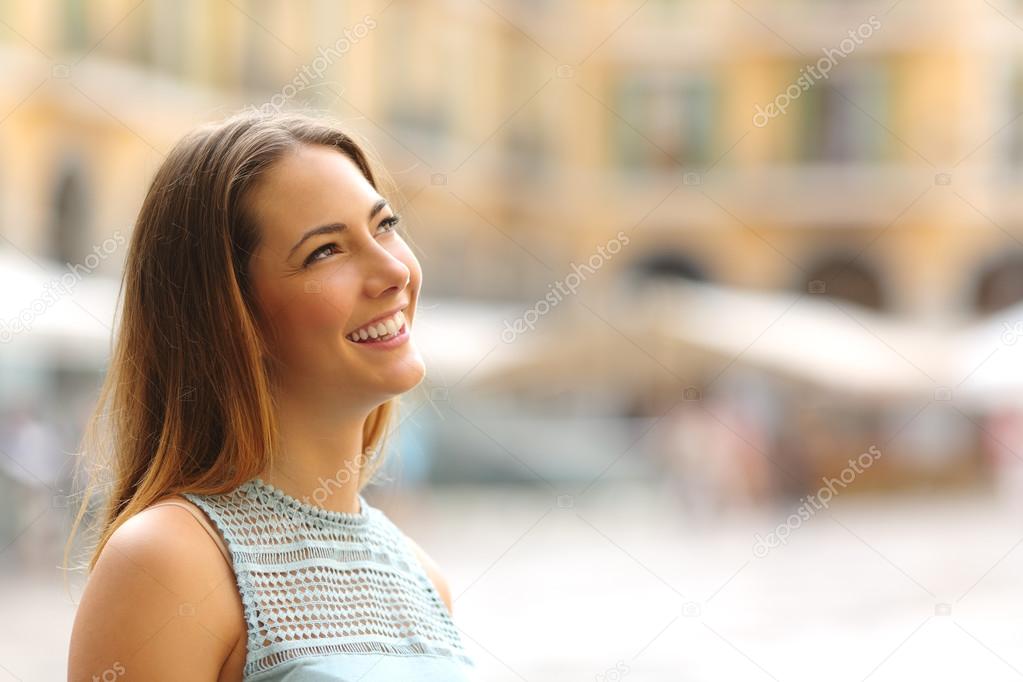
left=180, top=478, right=476, bottom=681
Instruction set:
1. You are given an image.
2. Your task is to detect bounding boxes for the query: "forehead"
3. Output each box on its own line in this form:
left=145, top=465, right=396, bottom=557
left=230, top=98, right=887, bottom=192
left=247, top=143, right=378, bottom=252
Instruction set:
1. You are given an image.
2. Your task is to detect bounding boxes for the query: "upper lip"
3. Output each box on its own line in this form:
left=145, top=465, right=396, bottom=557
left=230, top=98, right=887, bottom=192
left=348, top=305, right=408, bottom=335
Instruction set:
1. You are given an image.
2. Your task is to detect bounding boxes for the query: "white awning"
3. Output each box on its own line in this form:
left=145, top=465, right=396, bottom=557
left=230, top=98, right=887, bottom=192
left=0, top=250, right=119, bottom=362
left=651, top=281, right=945, bottom=397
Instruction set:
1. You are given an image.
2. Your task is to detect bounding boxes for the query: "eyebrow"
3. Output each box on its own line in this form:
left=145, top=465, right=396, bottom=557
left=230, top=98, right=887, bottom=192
left=287, top=198, right=390, bottom=260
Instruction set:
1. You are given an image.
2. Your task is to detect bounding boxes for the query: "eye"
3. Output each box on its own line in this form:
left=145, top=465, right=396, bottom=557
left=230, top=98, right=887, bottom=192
left=376, top=214, right=401, bottom=235
left=304, top=243, right=342, bottom=267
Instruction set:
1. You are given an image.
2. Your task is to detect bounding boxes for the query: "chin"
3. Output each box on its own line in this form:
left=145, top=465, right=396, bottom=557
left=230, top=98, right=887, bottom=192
left=394, top=355, right=428, bottom=393
left=371, top=353, right=427, bottom=399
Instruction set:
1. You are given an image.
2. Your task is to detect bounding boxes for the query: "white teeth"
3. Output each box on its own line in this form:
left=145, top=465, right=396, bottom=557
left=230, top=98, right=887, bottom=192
left=348, top=310, right=406, bottom=343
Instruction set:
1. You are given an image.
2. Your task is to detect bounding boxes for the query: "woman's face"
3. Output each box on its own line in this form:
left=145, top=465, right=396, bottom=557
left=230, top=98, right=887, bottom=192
left=245, top=143, right=426, bottom=407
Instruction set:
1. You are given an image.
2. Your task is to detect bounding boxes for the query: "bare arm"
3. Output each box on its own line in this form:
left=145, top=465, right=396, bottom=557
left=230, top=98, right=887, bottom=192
left=68, top=505, right=243, bottom=682
left=405, top=534, right=454, bottom=614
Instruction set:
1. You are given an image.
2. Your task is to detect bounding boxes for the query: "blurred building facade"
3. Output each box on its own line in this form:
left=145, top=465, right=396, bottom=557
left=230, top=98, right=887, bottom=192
left=2, top=0, right=1023, bottom=525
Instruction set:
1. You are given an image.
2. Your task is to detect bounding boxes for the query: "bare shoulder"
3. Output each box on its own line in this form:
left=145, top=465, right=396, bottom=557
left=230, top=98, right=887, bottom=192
left=404, top=534, right=454, bottom=614
left=68, top=497, right=244, bottom=682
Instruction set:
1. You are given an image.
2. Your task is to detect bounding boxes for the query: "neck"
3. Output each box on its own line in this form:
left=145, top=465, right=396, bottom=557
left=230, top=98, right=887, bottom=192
left=258, top=388, right=374, bottom=515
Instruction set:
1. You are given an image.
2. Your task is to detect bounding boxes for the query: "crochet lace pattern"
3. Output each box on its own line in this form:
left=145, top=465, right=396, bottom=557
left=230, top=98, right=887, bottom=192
left=182, top=478, right=474, bottom=679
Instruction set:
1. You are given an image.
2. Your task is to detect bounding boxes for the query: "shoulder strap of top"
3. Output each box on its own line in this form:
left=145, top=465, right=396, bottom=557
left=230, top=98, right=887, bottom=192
left=148, top=500, right=232, bottom=565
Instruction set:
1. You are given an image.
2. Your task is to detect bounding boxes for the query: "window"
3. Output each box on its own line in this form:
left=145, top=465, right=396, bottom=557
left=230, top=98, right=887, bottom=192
left=240, top=0, right=284, bottom=91
left=62, top=0, right=88, bottom=52
left=613, top=73, right=716, bottom=171
left=148, top=0, right=187, bottom=76
left=796, top=61, right=890, bottom=163
left=1008, top=67, right=1023, bottom=168
left=380, top=6, right=451, bottom=150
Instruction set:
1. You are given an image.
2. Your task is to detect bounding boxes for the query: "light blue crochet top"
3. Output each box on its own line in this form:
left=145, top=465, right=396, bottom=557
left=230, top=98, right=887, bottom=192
left=182, top=478, right=475, bottom=681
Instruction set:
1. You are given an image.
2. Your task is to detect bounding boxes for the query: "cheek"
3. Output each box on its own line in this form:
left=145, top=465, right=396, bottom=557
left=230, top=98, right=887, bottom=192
left=293, top=271, right=358, bottom=333
left=286, top=291, right=349, bottom=333
left=255, top=271, right=357, bottom=354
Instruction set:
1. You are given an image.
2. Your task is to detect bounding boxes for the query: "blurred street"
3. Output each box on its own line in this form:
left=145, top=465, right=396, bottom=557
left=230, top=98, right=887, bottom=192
left=5, top=483, right=1023, bottom=681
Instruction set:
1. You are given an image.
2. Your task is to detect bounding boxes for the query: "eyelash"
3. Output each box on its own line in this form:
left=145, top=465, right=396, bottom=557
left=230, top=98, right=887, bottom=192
left=303, top=215, right=401, bottom=267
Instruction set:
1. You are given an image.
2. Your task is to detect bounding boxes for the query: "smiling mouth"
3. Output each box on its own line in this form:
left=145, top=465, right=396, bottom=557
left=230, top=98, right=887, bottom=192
left=346, top=309, right=408, bottom=343
left=347, top=320, right=407, bottom=344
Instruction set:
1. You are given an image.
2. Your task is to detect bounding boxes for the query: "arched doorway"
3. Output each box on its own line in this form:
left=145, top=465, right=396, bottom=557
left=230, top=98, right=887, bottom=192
left=50, top=160, right=89, bottom=265
left=973, top=255, right=1023, bottom=315
left=801, top=255, right=886, bottom=311
left=626, top=251, right=709, bottom=286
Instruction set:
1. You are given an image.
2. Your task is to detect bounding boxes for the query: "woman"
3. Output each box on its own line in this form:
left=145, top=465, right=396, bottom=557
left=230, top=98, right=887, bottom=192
left=66, top=110, right=476, bottom=681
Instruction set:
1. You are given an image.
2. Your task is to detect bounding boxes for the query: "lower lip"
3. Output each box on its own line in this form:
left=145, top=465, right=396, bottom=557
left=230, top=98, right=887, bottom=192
left=348, top=323, right=410, bottom=349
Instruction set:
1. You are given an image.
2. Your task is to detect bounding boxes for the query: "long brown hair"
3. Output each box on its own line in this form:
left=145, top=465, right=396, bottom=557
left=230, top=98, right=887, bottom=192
left=65, top=109, right=400, bottom=574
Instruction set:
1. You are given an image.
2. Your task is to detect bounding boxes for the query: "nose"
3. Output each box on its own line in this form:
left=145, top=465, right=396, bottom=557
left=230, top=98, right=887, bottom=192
left=361, top=242, right=411, bottom=299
